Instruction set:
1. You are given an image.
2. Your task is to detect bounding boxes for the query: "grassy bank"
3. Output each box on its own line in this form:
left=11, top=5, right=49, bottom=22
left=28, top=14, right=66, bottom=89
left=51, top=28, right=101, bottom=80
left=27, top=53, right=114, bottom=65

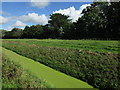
left=2, top=39, right=119, bottom=89
left=2, top=47, right=93, bottom=88
left=2, top=54, right=52, bottom=88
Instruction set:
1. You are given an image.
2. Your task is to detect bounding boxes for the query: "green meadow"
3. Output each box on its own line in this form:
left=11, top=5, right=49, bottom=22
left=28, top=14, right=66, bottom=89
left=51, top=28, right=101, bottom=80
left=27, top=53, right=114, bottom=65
left=6, top=39, right=119, bottom=53
left=2, top=39, right=119, bottom=89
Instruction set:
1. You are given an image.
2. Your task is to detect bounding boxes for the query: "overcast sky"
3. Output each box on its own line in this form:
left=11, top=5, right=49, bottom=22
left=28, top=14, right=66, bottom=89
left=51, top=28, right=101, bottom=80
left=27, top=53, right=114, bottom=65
left=0, top=1, right=92, bottom=30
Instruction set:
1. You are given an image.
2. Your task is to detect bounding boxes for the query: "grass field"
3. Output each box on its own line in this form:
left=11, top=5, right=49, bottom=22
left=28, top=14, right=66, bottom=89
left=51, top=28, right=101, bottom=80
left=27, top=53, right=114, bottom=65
left=5, top=39, right=119, bottom=54
left=2, top=39, right=119, bottom=89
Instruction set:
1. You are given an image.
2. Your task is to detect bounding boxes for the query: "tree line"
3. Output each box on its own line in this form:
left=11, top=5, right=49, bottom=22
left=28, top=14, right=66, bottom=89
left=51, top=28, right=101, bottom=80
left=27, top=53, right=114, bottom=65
left=2, top=2, right=120, bottom=40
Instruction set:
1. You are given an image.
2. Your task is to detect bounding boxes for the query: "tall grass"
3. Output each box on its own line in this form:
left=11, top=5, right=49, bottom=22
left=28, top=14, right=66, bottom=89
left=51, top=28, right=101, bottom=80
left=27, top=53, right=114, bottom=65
left=2, top=54, right=51, bottom=88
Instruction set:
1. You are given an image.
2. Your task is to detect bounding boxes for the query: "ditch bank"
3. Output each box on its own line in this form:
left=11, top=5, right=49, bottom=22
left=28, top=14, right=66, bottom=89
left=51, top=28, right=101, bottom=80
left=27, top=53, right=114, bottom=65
left=2, top=47, right=93, bottom=88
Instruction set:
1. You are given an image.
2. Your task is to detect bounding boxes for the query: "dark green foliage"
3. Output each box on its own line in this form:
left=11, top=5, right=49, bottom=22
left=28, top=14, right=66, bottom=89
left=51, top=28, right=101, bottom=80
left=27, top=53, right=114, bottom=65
left=2, top=40, right=119, bottom=89
left=74, top=2, right=108, bottom=39
left=105, top=2, right=120, bottom=40
left=0, top=29, right=8, bottom=39
left=2, top=54, right=50, bottom=88
left=48, top=13, right=72, bottom=38
left=22, top=25, right=44, bottom=39
left=49, top=13, right=70, bottom=28
left=3, top=28, right=23, bottom=39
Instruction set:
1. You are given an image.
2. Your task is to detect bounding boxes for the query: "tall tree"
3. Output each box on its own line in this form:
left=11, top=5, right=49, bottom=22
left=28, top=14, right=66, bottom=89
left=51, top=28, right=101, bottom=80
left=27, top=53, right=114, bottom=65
left=0, top=29, right=8, bottom=38
left=48, top=13, right=71, bottom=38
left=75, top=2, right=109, bottom=39
left=22, top=26, right=30, bottom=38
left=22, top=25, right=44, bottom=39
left=4, top=28, right=23, bottom=39
left=105, top=2, right=120, bottom=40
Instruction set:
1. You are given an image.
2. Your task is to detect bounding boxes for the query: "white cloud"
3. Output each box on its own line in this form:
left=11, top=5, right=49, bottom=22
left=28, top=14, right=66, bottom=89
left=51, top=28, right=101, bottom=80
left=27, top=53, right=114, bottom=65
left=8, top=26, right=14, bottom=30
left=79, top=4, right=91, bottom=12
left=31, top=0, right=49, bottom=8
left=53, top=4, right=91, bottom=22
left=8, top=20, right=26, bottom=30
left=0, top=16, right=9, bottom=24
left=0, top=11, right=4, bottom=15
left=19, top=13, right=48, bottom=25
left=12, top=20, right=26, bottom=27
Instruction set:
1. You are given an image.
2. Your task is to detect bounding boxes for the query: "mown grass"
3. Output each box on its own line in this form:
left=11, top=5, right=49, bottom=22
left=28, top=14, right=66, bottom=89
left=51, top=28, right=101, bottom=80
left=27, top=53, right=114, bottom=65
left=6, top=39, right=119, bottom=54
left=2, top=47, right=93, bottom=88
left=2, top=39, right=119, bottom=89
left=2, top=54, right=53, bottom=88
